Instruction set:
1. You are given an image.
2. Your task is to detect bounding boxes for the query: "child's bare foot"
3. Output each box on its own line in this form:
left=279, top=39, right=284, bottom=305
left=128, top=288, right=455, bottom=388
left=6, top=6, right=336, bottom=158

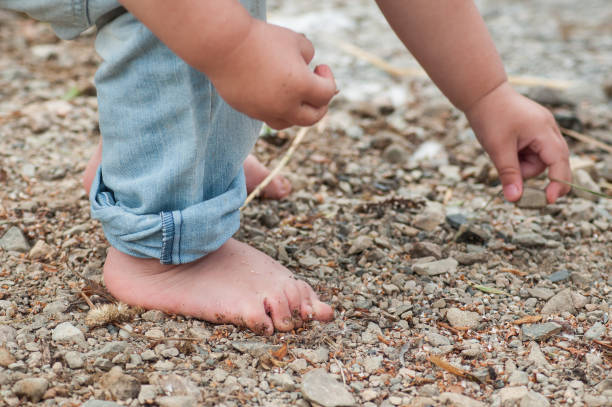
left=82, top=141, right=291, bottom=199
left=103, top=238, right=333, bottom=334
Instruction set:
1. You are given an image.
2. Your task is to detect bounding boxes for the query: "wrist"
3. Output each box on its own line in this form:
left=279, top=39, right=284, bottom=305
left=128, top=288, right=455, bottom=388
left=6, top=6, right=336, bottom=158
left=464, top=80, right=514, bottom=131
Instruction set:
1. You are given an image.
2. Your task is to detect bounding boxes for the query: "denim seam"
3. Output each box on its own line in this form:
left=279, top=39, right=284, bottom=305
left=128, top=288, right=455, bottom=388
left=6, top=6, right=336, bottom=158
left=84, top=0, right=91, bottom=25
left=160, top=212, right=175, bottom=265
left=177, top=211, right=183, bottom=264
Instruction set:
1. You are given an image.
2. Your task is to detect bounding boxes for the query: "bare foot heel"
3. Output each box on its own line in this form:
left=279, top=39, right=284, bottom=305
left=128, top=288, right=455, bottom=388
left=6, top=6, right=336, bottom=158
left=244, top=154, right=292, bottom=199
left=103, top=239, right=333, bottom=335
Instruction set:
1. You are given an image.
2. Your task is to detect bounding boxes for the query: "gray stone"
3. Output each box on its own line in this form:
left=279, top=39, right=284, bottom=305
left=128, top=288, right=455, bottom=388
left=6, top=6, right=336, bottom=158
left=0, top=325, right=17, bottom=344
left=571, top=291, right=588, bottom=309
left=454, top=224, right=490, bottom=245
left=363, top=355, right=383, bottom=374
left=541, top=289, right=576, bottom=315
left=301, top=368, right=356, bottom=407
left=269, top=373, right=296, bottom=391
left=440, top=392, right=486, bottom=407
left=100, top=366, right=141, bottom=399
left=43, top=300, right=69, bottom=316
left=382, top=143, right=407, bottom=164
left=426, top=332, right=451, bottom=347
left=157, top=396, right=197, bottom=407
left=513, top=233, right=546, bottom=247
left=28, top=240, right=54, bottom=260
left=141, top=310, right=166, bottom=322
left=446, top=307, right=480, bottom=329
left=520, top=390, right=550, bottom=407
left=0, top=227, right=30, bottom=252
left=64, top=351, right=84, bottom=369
left=584, top=322, right=606, bottom=341
left=348, top=235, right=373, bottom=255
left=138, top=385, right=159, bottom=404
left=231, top=341, right=279, bottom=358
left=0, top=346, right=15, bottom=367
left=454, top=251, right=488, bottom=265
left=517, top=188, right=548, bottom=209
left=12, top=377, right=48, bottom=402
left=52, top=322, right=85, bottom=344
left=527, top=287, right=555, bottom=301
left=528, top=342, right=552, bottom=370
left=521, top=323, right=562, bottom=341
left=548, top=270, right=570, bottom=283
left=153, top=374, right=201, bottom=400
left=446, top=213, right=468, bottom=229
left=413, top=203, right=445, bottom=231
left=82, top=401, right=123, bottom=407
left=499, top=386, right=529, bottom=407
left=410, top=242, right=442, bottom=259
left=413, top=258, right=458, bottom=276
left=509, top=370, right=529, bottom=386
left=294, top=347, right=329, bottom=364
left=573, top=169, right=601, bottom=201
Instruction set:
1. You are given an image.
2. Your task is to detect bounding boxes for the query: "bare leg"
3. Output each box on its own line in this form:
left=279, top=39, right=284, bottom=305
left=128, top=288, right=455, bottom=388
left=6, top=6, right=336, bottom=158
left=83, top=141, right=291, bottom=199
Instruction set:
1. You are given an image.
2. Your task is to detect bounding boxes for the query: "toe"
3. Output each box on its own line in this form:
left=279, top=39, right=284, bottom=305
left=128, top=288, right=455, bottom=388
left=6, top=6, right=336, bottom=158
left=262, top=176, right=292, bottom=199
left=283, top=283, right=304, bottom=328
left=241, top=304, right=274, bottom=336
left=264, top=295, right=295, bottom=332
left=312, top=300, right=334, bottom=322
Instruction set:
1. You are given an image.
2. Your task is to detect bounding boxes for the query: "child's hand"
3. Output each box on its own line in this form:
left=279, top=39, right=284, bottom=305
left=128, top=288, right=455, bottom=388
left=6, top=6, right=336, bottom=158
left=465, top=82, right=571, bottom=203
left=206, top=20, right=337, bottom=130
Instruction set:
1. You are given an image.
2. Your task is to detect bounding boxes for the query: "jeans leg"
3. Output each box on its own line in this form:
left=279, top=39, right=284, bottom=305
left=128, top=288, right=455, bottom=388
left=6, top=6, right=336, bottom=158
left=90, top=1, right=266, bottom=264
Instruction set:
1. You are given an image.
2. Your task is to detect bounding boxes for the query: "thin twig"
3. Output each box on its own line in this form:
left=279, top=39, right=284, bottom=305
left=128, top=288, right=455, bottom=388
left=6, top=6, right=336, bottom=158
left=335, top=39, right=575, bottom=90
left=333, top=357, right=347, bottom=385
left=550, top=177, right=611, bottom=199
left=560, top=127, right=612, bottom=154
left=242, top=126, right=310, bottom=208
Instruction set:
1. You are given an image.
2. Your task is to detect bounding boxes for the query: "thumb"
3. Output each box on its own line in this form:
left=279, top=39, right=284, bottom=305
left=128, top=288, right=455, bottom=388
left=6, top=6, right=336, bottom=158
left=314, top=64, right=334, bottom=80
left=490, top=147, right=524, bottom=202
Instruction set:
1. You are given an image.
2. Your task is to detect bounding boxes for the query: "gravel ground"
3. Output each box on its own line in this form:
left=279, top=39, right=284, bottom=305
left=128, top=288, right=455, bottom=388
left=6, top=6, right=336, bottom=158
left=0, top=1, right=611, bottom=406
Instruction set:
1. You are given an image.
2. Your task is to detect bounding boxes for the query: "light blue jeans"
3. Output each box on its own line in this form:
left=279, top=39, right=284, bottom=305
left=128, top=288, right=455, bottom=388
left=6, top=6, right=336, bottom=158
left=2, top=0, right=266, bottom=264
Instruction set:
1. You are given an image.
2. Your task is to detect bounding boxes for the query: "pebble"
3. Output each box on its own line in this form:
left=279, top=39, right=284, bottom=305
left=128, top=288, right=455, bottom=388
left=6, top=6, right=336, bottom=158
left=269, top=373, right=296, bottom=391
left=446, top=213, right=468, bottom=229
left=348, top=235, right=373, bottom=255
left=82, top=401, right=123, bottom=407
left=301, top=369, right=356, bottom=407
left=141, top=310, right=166, bottom=322
left=363, top=355, right=383, bottom=374
left=541, top=289, right=576, bottom=315
left=509, top=370, right=529, bottom=386
left=12, top=377, right=48, bottom=402
left=439, top=392, right=486, bottom=407
left=0, top=346, right=16, bottom=367
left=413, top=258, right=458, bottom=276
left=520, top=390, right=551, bottom=407
left=100, top=366, right=141, bottom=399
left=382, top=143, right=407, bottom=164
left=521, top=322, right=562, bottom=341
left=231, top=340, right=278, bottom=358
left=64, top=351, right=84, bottom=369
left=0, top=325, right=17, bottom=343
left=28, top=240, right=54, bottom=259
left=513, top=233, right=547, bottom=247
left=548, top=269, right=570, bottom=283
left=0, top=226, right=30, bottom=252
left=52, top=322, right=85, bottom=345
left=409, top=242, right=442, bottom=259
left=138, top=385, right=158, bottom=404
left=454, top=224, right=490, bottom=245
left=527, top=287, right=555, bottom=301
left=517, top=188, right=548, bottom=209
left=446, top=307, right=480, bottom=329
left=573, top=169, right=601, bottom=201
left=584, top=322, right=606, bottom=340
left=528, top=342, right=552, bottom=370
left=157, top=396, right=197, bottom=407
left=426, top=332, right=451, bottom=347
left=413, top=203, right=445, bottom=231
left=499, top=386, right=529, bottom=405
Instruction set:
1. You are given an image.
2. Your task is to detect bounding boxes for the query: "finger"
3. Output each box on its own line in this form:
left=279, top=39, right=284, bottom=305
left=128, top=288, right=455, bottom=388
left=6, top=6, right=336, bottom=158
left=488, top=140, right=523, bottom=202
left=266, top=118, right=293, bottom=131
left=545, top=159, right=572, bottom=203
left=291, top=103, right=329, bottom=127
left=519, top=151, right=547, bottom=178
left=298, top=34, right=315, bottom=64
left=532, top=127, right=571, bottom=203
left=301, top=64, right=337, bottom=108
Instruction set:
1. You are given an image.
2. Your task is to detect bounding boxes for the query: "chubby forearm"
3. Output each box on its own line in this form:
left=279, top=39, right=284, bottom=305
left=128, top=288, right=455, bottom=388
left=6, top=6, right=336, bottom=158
left=375, top=0, right=507, bottom=112
left=117, top=0, right=253, bottom=74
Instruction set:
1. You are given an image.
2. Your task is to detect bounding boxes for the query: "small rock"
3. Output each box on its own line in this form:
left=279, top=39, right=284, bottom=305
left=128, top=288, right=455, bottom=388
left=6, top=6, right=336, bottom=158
left=0, top=346, right=16, bottom=367
left=52, top=322, right=85, bottom=344
left=548, top=270, right=570, bottom=283
left=440, top=392, right=486, bottom=407
left=100, top=366, right=141, bottom=399
left=141, top=310, right=166, bottom=322
left=527, top=287, right=555, bottom=301
left=413, top=258, right=458, bottom=276
left=584, top=322, right=606, bottom=341
left=43, top=300, right=69, bottom=316
left=138, top=385, right=159, bottom=404
left=528, top=342, right=552, bottom=370
left=520, top=390, right=550, bottom=407
left=64, top=351, right=84, bottom=369
left=12, top=377, right=49, bottom=402
left=509, top=370, right=529, bottom=386
left=446, top=308, right=480, bottom=329
left=571, top=291, right=588, bottom=309
left=28, top=240, right=54, bottom=260
left=413, top=203, right=445, bottom=231
left=82, top=401, right=123, bottom=407
left=517, top=188, right=548, bottom=209
left=382, top=143, right=407, bottom=164
left=454, top=223, right=490, bottom=245
left=499, top=386, right=529, bottom=406
left=426, top=332, right=451, bottom=347
left=0, top=226, right=30, bottom=252
left=269, top=373, right=296, bottom=391
left=454, top=251, right=488, bottom=265
left=410, top=242, right=442, bottom=259
left=348, top=235, right=373, bottom=255
left=294, top=347, right=329, bottom=364
left=446, top=213, right=468, bottom=229
left=301, top=369, right=356, bottom=407
left=231, top=340, right=278, bottom=358
left=157, top=396, right=197, bottom=407
left=144, top=328, right=164, bottom=339
left=363, top=355, right=383, bottom=374
left=541, top=289, right=576, bottom=315
left=0, top=325, right=17, bottom=343
left=521, top=323, right=562, bottom=341
left=573, top=169, right=601, bottom=201
left=513, top=233, right=546, bottom=247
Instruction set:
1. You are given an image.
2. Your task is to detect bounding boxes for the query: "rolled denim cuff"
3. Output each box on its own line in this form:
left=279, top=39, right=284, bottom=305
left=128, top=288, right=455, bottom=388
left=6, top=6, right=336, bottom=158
left=90, top=167, right=246, bottom=265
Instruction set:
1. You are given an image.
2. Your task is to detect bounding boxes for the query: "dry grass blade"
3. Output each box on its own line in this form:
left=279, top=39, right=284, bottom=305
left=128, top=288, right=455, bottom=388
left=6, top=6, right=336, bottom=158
left=560, top=127, right=612, bottom=154
left=85, top=303, right=134, bottom=327
left=428, top=355, right=483, bottom=383
left=512, top=315, right=543, bottom=325
left=500, top=268, right=528, bottom=277
left=242, top=126, right=310, bottom=208
left=335, top=39, right=574, bottom=90
left=592, top=339, right=612, bottom=351
left=270, top=343, right=288, bottom=360
left=550, top=177, right=611, bottom=199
